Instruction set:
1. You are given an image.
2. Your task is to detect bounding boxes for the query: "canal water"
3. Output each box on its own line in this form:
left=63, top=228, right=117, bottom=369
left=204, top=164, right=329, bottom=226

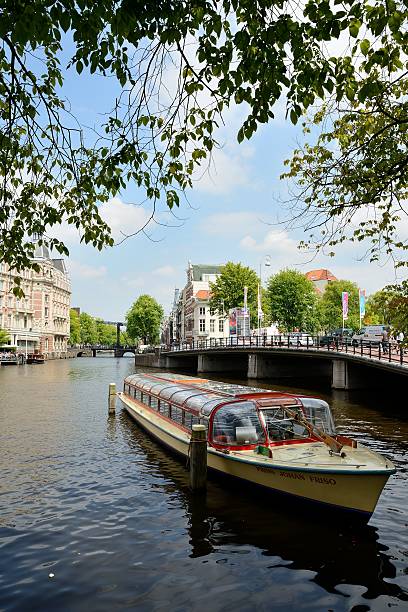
left=0, top=358, right=407, bottom=611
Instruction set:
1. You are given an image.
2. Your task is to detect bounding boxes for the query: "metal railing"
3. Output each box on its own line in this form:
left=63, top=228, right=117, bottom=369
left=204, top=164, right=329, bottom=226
left=164, top=335, right=408, bottom=367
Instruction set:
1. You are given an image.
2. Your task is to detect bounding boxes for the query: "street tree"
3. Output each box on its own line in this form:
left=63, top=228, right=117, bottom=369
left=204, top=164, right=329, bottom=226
left=95, top=319, right=117, bottom=346
left=79, top=312, right=98, bottom=345
left=209, top=262, right=259, bottom=326
left=0, top=327, right=10, bottom=345
left=384, top=281, right=408, bottom=336
left=365, top=289, right=398, bottom=326
left=69, top=308, right=81, bottom=345
left=1, top=1, right=406, bottom=291
left=319, top=280, right=360, bottom=331
left=126, top=295, right=163, bottom=344
left=266, top=269, right=319, bottom=332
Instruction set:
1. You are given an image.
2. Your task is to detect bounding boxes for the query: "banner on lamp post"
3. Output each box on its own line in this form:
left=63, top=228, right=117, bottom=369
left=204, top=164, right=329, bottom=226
left=243, top=285, right=249, bottom=316
left=342, top=292, right=349, bottom=321
left=257, top=283, right=263, bottom=320
left=359, top=290, right=366, bottom=317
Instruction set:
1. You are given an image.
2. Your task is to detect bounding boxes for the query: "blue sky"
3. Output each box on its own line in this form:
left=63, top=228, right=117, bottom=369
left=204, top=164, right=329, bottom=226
left=56, top=53, right=405, bottom=321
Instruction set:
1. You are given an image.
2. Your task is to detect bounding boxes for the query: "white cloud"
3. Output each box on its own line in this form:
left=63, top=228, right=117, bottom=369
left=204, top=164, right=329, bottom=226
left=99, top=197, right=151, bottom=243
left=49, top=196, right=152, bottom=247
left=202, top=211, right=264, bottom=235
left=193, top=146, right=252, bottom=195
left=68, top=260, right=107, bottom=279
left=153, top=265, right=176, bottom=277
left=240, top=229, right=299, bottom=256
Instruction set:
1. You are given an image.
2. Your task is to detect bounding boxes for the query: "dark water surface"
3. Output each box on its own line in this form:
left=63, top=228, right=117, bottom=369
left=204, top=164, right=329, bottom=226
left=0, top=358, right=407, bottom=611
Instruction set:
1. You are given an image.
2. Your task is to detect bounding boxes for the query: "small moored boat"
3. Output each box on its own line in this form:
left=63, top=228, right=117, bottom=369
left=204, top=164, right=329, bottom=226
left=26, top=353, right=45, bottom=364
left=118, top=373, right=395, bottom=517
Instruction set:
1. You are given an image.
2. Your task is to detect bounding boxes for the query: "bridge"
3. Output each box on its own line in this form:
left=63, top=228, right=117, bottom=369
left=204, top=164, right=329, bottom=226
left=68, top=345, right=138, bottom=358
left=136, top=336, right=408, bottom=390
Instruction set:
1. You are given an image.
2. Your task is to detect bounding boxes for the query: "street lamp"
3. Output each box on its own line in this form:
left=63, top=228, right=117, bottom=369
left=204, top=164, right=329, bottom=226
left=258, top=255, right=272, bottom=335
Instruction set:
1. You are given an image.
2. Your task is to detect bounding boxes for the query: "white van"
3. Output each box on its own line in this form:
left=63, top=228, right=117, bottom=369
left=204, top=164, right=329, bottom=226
left=351, top=325, right=389, bottom=346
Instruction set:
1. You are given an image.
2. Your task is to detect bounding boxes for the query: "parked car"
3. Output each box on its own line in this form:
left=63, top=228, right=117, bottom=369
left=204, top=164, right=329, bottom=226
left=288, top=333, right=315, bottom=347
left=319, top=328, right=354, bottom=347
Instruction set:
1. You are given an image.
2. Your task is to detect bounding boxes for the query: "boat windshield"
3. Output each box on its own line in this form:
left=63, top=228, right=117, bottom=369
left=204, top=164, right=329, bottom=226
left=300, top=398, right=336, bottom=434
left=261, top=406, right=310, bottom=442
left=211, top=401, right=265, bottom=446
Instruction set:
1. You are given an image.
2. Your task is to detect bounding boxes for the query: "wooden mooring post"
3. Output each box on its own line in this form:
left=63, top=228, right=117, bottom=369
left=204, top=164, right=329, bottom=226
left=108, top=383, right=116, bottom=415
left=189, top=424, right=207, bottom=490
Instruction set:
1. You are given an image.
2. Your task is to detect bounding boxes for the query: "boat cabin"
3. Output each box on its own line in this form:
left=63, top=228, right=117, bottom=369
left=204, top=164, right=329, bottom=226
left=123, top=373, right=336, bottom=450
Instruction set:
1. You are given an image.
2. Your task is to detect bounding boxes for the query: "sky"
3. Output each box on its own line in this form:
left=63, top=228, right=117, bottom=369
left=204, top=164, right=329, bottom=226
left=52, top=45, right=406, bottom=321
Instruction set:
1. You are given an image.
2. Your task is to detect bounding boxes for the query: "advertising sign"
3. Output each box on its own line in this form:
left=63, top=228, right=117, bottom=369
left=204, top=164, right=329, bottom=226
left=342, top=291, right=349, bottom=320
left=229, top=309, right=237, bottom=336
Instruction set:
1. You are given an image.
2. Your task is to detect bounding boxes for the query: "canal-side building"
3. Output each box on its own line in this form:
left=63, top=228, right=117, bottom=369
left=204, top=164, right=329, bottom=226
left=181, top=262, right=227, bottom=343
left=0, top=242, right=71, bottom=358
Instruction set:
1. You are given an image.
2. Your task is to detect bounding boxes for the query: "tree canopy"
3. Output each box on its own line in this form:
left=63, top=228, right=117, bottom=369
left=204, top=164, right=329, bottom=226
left=79, top=312, right=98, bottom=345
left=69, top=308, right=81, bottom=345
left=1, top=0, right=406, bottom=288
left=385, top=280, right=408, bottom=336
left=126, top=294, right=163, bottom=344
left=319, top=280, right=360, bottom=331
left=266, top=269, right=319, bottom=332
left=209, top=262, right=259, bottom=325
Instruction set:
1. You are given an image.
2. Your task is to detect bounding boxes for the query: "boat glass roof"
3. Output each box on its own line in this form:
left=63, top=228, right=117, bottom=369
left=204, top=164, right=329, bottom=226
left=124, top=373, right=330, bottom=419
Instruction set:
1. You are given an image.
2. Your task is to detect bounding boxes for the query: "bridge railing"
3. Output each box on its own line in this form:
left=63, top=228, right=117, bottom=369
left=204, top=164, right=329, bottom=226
left=165, top=335, right=407, bottom=367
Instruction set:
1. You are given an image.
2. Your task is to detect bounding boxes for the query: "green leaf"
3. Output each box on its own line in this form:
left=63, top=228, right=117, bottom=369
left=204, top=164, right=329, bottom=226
left=349, top=19, right=361, bottom=38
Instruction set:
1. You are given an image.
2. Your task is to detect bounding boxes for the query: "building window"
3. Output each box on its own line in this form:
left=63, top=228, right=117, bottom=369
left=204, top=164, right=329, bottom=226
left=44, top=307, right=49, bottom=318
left=45, top=295, right=49, bottom=303
left=199, top=318, right=206, bottom=332
left=219, top=319, right=224, bottom=333
left=210, top=319, right=215, bottom=333
left=199, top=307, right=205, bottom=316
left=210, top=307, right=216, bottom=316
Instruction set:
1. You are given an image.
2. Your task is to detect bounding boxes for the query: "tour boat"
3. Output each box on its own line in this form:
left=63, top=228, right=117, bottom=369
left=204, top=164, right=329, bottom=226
left=118, top=373, right=395, bottom=517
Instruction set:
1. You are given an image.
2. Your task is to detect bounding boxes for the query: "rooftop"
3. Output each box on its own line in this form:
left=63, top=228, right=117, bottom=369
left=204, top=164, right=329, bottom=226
left=305, top=269, right=337, bottom=282
left=191, top=264, right=223, bottom=281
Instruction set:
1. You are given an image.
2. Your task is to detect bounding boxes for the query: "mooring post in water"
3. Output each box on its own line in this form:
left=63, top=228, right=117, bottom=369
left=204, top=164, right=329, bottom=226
left=108, top=383, right=116, bottom=415
left=189, top=424, right=207, bottom=490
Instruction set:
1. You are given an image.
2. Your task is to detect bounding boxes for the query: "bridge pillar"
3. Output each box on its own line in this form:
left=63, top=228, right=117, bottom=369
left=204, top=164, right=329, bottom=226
left=197, top=354, right=228, bottom=373
left=92, top=349, right=96, bottom=357
left=247, top=354, right=271, bottom=378
left=331, top=359, right=366, bottom=389
left=332, top=359, right=349, bottom=389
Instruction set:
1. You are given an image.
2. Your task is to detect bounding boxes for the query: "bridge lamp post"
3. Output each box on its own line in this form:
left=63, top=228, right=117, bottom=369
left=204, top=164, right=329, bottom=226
left=258, top=255, right=272, bottom=335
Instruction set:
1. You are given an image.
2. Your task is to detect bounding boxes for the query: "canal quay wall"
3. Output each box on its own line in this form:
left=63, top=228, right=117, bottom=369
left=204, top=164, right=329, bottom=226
left=135, top=348, right=408, bottom=391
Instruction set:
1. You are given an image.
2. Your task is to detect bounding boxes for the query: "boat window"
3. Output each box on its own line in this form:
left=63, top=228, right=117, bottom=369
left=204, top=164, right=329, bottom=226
left=211, top=401, right=265, bottom=446
left=171, top=406, right=183, bottom=425
left=150, top=395, right=158, bottom=410
left=261, top=407, right=309, bottom=441
left=184, top=413, right=205, bottom=430
left=135, top=389, right=142, bottom=401
left=161, top=402, right=170, bottom=418
left=300, top=398, right=336, bottom=434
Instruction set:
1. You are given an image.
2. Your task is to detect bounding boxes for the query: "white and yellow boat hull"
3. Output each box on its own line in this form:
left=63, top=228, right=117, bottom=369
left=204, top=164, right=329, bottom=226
left=118, top=393, right=395, bottom=516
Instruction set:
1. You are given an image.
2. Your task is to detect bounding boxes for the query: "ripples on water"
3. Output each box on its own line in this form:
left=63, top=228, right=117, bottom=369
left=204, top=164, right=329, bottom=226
left=0, top=358, right=407, bottom=611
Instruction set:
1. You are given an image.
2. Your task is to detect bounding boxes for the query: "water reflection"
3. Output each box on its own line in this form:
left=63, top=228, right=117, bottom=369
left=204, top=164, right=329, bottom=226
left=118, top=410, right=408, bottom=603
